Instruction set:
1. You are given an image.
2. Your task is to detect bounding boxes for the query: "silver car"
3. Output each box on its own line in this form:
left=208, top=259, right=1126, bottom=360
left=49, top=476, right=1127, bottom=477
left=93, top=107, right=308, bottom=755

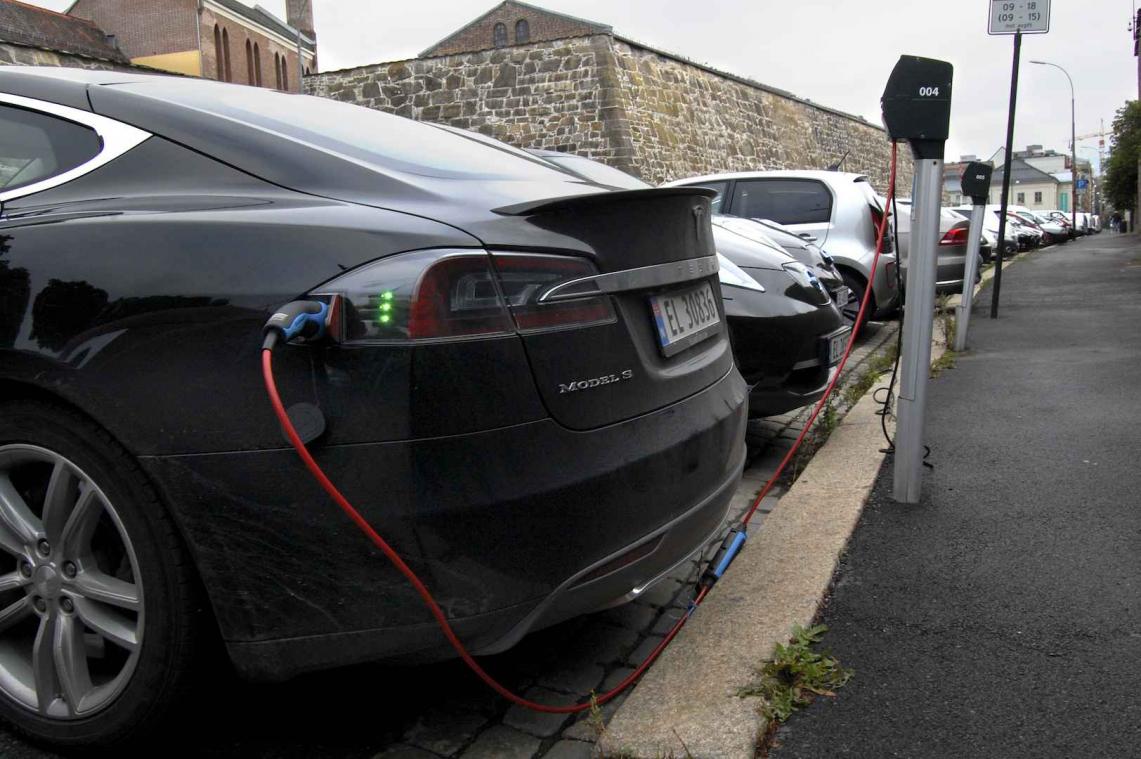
left=663, top=170, right=901, bottom=329
left=891, top=202, right=980, bottom=294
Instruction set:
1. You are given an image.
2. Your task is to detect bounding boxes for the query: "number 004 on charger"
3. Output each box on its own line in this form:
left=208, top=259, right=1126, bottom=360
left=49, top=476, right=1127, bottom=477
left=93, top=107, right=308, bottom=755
left=649, top=281, right=721, bottom=357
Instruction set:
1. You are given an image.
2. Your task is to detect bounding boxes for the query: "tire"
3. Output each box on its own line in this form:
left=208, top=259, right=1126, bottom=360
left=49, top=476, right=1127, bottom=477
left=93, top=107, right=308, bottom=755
left=839, top=269, right=873, bottom=335
left=0, top=400, right=204, bottom=748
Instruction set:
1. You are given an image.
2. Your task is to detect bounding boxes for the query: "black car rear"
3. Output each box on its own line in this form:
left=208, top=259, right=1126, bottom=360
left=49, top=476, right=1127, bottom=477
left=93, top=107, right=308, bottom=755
left=0, top=67, right=746, bottom=747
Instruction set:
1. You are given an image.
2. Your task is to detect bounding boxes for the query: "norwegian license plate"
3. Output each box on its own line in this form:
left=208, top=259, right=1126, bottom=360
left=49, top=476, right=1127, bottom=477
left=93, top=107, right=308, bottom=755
left=832, top=286, right=850, bottom=308
left=828, top=331, right=849, bottom=365
left=649, top=281, right=721, bottom=357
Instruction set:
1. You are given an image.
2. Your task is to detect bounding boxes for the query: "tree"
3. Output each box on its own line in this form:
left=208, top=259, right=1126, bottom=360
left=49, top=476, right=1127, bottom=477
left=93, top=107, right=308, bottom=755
left=1103, top=101, right=1141, bottom=213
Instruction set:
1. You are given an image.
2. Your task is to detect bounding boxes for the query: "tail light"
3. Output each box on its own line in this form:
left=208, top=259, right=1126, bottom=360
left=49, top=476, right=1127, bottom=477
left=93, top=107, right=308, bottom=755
left=320, top=248, right=614, bottom=343
left=869, top=204, right=893, bottom=253
left=939, top=227, right=969, bottom=246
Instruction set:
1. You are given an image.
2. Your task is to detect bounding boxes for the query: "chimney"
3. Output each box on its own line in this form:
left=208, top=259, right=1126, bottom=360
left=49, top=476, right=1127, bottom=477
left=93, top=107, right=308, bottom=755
left=1026, top=144, right=1043, bottom=155
left=286, top=0, right=315, bottom=40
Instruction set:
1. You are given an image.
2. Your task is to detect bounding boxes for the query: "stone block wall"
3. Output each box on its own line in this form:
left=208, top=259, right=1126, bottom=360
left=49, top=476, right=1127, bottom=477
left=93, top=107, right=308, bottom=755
left=307, top=35, right=635, bottom=169
left=607, top=39, right=908, bottom=190
left=306, top=34, right=910, bottom=193
left=0, top=43, right=139, bottom=71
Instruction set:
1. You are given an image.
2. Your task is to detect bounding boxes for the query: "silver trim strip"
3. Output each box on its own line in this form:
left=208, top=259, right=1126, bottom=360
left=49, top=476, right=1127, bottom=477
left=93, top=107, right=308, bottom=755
left=537, top=254, right=720, bottom=303
left=0, top=93, right=152, bottom=204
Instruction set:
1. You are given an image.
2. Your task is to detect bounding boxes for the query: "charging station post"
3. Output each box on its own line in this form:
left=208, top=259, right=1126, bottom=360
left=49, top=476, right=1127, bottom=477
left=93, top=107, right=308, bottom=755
left=881, top=55, right=953, bottom=505
left=953, top=162, right=994, bottom=352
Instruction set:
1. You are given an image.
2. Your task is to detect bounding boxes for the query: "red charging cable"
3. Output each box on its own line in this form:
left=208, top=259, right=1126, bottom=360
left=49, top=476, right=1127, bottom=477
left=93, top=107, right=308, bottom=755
left=260, top=142, right=898, bottom=713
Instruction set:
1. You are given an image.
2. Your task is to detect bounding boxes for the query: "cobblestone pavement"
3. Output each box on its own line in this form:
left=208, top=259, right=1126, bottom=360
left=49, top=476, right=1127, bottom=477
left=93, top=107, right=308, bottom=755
left=0, top=324, right=899, bottom=759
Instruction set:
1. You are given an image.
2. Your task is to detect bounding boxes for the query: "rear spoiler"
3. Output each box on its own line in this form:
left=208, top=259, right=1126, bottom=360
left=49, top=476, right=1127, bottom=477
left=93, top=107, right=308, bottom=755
left=493, top=186, right=717, bottom=216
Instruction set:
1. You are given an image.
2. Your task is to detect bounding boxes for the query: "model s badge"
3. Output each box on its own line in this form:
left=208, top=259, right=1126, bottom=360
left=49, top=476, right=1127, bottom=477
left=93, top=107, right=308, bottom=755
left=559, top=370, right=634, bottom=394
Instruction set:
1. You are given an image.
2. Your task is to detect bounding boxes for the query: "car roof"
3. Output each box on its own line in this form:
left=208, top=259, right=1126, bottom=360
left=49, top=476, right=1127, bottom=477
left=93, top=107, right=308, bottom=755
left=0, top=66, right=594, bottom=214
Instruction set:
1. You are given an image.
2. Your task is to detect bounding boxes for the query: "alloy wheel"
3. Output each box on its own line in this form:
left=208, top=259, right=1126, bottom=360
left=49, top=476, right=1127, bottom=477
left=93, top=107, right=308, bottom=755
left=0, top=445, right=143, bottom=719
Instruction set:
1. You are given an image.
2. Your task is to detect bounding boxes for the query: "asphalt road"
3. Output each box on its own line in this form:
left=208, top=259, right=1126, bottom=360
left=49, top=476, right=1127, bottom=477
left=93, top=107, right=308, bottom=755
left=771, top=234, right=1141, bottom=757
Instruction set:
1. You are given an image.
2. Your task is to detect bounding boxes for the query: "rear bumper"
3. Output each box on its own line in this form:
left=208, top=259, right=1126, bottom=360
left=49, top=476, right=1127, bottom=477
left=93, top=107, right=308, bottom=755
left=142, top=367, right=748, bottom=680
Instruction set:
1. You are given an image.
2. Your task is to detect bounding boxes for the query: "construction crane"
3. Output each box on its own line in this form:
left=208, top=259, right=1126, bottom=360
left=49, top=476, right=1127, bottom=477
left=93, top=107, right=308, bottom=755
left=1076, top=119, right=1108, bottom=171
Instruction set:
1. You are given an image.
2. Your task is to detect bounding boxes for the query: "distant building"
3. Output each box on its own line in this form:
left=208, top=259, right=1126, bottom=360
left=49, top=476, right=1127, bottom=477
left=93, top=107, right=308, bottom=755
left=307, top=0, right=909, bottom=188
left=989, top=159, right=1061, bottom=210
left=420, top=0, right=609, bottom=57
left=67, top=0, right=316, bottom=87
left=988, top=145, right=1092, bottom=212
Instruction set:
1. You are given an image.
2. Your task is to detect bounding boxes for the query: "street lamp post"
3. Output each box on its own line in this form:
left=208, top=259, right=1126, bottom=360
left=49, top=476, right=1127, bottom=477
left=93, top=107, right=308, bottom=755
left=1030, top=60, right=1076, bottom=231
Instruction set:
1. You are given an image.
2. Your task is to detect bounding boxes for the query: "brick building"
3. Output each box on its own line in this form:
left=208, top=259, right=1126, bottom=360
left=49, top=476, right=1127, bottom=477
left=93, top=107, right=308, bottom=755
left=66, top=0, right=316, bottom=88
left=307, top=1, right=909, bottom=189
left=421, top=0, right=608, bottom=57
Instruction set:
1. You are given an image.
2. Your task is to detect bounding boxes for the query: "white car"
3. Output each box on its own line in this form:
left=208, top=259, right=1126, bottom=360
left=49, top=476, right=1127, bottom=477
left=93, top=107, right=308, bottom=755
left=663, top=170, right=902, bottom=328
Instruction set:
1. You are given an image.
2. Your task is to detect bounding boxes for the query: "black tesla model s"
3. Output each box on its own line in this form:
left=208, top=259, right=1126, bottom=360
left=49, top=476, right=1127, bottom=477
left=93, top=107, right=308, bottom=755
left=0, top=67, right=746, bottom=746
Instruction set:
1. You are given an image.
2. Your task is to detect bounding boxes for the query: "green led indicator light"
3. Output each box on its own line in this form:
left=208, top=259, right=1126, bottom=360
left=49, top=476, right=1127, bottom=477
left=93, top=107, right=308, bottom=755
left=380, top=302, right=392, bottom=312
left=379, top=314, right=391, bottom=324
left=381, top=291, right=394, bottom=301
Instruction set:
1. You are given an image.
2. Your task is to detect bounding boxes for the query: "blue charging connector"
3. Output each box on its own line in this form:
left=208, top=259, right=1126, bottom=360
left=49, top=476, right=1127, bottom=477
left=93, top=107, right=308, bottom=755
left=262, top=300, right=329, bottom=350
left=700, top=524, right=748, bottom=590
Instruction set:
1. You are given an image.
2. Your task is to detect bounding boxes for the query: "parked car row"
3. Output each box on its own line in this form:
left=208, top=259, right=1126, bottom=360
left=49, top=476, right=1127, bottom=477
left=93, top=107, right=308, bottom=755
left=0, top=66, right=967, bottom=748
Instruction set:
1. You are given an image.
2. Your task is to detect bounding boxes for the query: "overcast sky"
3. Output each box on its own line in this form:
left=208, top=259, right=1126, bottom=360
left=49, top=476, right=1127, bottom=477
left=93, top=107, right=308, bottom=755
left=34, top=0, right=1139, bottom=170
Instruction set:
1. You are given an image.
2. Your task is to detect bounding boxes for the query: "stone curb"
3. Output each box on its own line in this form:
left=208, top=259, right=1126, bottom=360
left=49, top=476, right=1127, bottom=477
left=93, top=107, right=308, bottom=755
left=597, top=253, right=1023, bottom=759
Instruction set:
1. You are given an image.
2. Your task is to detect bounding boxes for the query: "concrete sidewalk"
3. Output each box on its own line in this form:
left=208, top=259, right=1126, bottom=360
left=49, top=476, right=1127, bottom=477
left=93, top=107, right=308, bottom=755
left=770, top=235, right=1141, bottom=757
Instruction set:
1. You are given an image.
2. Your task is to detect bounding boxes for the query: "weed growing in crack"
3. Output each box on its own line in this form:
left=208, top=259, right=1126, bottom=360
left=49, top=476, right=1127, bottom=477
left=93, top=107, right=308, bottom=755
left=930, top=349, right=958, bottom=377
left=739, top=624, right=853, bottom=723
left=936, top=294, right=957, bottom=347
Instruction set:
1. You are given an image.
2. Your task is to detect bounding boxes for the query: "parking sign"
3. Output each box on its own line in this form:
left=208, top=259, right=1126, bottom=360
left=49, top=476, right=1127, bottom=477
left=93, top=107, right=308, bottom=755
left=988, top=0, right=1051, bottom=35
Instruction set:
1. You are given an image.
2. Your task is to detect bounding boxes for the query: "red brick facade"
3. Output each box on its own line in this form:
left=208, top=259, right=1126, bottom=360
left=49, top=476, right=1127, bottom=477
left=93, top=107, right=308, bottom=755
left=69, top=0, right=197, bottom=59
left=200, top=5, right=312, bottom=89
left=421, top=0, right=608, bottom=57
left=68, top=0, right=315, bottom=88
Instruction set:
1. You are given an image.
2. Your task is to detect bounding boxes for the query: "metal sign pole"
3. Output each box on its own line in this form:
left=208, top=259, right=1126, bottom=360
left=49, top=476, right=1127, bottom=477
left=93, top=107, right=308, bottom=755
left=991, top=28, right=1022, bottom=319
left=954, top=204, right=985, bottom=352
left=893, top=156, right=943, bottom=503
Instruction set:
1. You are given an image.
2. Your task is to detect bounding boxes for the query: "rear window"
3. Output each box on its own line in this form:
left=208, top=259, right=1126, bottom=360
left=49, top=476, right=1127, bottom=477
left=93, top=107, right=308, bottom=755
left=0, top=105, right=102, bottom=192
left=730, top=179, right=832, bottom=224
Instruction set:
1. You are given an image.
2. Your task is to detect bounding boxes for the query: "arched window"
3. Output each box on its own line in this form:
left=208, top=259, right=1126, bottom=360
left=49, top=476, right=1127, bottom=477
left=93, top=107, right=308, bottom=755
left=492, top=22, right=507, bottom=47
left=253, top=42, right=262, bottom=86
left=213, top=25, right=222, bottom=80
left=221, top=27, right=231, bottom=82
left=514, top=19, right=530, bottom=43
left=245, top=39, right=253, bottom=84
left=304, top=65, right=311, bottom=76
left=281, top=58, right=288, bottom=91
left=273, top=52, right=281, bottom=89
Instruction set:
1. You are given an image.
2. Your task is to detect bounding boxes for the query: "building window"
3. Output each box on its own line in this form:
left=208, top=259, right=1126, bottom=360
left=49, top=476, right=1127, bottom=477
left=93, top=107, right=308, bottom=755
left=515, top=19, right=530, bottom=43
left=1015, top=192, right=1025, bottom=204
left=1059, top=193, right=1069, bottom=212
left=1034, top=191, right=1042, bottom=204
left=281, top=58, right=288, bottom=91
left=273, top=52, right=281, bottom=89
left=213, top=25, right=222, bottom=80
left=493, top=22, right=507, bottom=47
left=245, top=39, right=254, bottom=84
left=221, top=27, right=232, bottom=82
left=253, top=43, right=262, bottom=86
